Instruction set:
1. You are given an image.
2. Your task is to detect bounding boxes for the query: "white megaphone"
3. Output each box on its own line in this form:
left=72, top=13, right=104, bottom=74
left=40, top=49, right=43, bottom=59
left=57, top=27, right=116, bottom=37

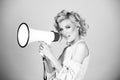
left=17, top=22, right=60, bottom=48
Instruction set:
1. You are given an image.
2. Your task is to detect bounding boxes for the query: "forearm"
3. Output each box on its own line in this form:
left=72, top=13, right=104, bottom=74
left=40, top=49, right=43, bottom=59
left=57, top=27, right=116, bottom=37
left=46, top=52, right=62, bottom=72
left=45, top=58, right=55, bottom=73
left=39, top=41, right=62, bottom=73
left=50, top=56, right=62, bottom=72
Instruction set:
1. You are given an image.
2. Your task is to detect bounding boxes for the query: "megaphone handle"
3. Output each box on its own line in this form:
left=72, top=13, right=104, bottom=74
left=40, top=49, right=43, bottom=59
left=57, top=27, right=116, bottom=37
left=38, top=42, right=47, bottom=80
left=42, top=56, right=47, bottom=80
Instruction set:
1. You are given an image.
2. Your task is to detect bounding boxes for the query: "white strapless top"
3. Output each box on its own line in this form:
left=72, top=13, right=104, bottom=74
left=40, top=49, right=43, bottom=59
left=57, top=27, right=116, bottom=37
left=49, top=40, right=90, bottom=80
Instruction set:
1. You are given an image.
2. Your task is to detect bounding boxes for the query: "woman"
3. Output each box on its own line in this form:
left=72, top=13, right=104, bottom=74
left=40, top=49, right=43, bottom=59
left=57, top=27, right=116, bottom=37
left=39, top=10, right=90, bottom=80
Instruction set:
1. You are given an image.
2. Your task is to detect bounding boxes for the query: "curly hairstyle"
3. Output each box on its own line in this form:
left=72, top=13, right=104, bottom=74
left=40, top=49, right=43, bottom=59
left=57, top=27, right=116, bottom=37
left=54, top=10, right=89, bottom=40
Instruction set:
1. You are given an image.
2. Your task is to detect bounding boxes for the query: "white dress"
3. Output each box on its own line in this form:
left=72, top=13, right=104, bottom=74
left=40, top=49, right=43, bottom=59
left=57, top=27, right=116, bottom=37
left=48, top=40, right=90, bottom=80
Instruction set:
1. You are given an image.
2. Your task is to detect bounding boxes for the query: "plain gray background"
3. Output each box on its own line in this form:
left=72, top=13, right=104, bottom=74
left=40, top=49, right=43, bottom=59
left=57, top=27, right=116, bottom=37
left=0, top=0, right=120, bottom=80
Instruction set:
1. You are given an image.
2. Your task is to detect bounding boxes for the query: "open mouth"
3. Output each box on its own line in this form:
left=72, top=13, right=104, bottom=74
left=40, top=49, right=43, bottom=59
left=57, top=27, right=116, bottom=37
left=63, top=35, right=71, bottom=39
left=66, top=35, right=71, bottom=39
left=66, top=35, right=70, bottom=38
left=68, top=35, right=70, bottom=37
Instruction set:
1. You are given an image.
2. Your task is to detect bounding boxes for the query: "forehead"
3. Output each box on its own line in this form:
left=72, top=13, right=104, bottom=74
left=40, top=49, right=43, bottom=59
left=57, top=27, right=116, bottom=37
left=59, top=19, right=73, bottom=28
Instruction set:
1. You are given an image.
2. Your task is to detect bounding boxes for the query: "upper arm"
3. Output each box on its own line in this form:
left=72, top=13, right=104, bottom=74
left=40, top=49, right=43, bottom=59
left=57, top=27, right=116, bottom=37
left=72, top=42, right=89, bottom=64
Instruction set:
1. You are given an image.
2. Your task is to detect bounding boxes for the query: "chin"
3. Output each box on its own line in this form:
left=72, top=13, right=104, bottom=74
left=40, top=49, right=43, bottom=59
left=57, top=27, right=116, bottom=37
left=67, top=39, right=74, bottom=43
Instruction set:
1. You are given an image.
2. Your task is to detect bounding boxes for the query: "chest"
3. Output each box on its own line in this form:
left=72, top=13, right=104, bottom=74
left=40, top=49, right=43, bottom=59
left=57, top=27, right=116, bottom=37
left=64, top=45, right=77, bottom=62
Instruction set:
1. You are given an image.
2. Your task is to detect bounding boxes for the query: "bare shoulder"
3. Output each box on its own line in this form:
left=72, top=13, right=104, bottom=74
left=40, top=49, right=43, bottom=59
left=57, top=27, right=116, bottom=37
left=76, top=41, right=89, bottom=58
left=77, top=41, right=88, bottom=49
left=72, top=41, right=89, bottom=64
left=77, top=41, right=89, bottom=56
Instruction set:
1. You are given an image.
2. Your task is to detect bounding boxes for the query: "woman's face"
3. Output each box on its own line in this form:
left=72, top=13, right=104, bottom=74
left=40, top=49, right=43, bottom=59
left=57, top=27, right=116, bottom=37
left=59, top=19, right=79, bottom=43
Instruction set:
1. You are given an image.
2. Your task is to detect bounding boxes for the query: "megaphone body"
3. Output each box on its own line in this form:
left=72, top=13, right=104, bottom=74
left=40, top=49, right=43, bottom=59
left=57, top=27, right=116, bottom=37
left=17, top=23, right=60, bottom=48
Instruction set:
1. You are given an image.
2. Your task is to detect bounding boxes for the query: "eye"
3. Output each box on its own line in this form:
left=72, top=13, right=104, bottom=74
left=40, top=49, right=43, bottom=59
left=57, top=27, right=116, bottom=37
left=65, top=25, right=71, bottom=29
left=59, top=28, right=63, bottom=31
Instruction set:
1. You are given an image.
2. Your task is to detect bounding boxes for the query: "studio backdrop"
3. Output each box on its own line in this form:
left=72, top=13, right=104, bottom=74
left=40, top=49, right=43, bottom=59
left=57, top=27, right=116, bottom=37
left=0, top=0, right=120, bottom=80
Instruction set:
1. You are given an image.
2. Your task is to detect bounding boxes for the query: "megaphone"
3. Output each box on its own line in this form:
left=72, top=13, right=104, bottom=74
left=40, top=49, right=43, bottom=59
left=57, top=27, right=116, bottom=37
left=17, top=22, right=60, bottom=48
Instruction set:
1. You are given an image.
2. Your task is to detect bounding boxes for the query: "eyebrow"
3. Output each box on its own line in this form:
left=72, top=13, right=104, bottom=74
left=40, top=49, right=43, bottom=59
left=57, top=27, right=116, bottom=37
left=64, top=24, right=71, bottom=28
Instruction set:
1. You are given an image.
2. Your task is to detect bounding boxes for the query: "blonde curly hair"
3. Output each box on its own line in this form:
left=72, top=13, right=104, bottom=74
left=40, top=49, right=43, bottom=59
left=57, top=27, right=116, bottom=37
left=54, top=10, right=89, bottom=39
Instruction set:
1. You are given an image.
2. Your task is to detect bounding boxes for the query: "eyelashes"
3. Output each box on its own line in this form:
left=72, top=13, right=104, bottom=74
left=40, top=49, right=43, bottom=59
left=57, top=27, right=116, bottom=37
left=66, top=25, right=71, bottom=29
left=59, top=28, right=63, bottom=31
left=59, top=26, right=71, bottom=32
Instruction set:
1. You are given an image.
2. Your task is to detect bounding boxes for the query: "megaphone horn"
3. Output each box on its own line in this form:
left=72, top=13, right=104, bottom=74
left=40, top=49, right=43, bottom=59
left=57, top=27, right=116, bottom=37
left=17, top=22, right=60, bottom=48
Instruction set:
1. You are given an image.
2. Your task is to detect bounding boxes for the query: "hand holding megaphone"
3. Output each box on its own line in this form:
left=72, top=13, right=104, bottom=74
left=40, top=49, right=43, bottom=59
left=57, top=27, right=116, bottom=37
left=38, top=41, right=47, bottom=56
left=38, top=41, right=54, bottom=59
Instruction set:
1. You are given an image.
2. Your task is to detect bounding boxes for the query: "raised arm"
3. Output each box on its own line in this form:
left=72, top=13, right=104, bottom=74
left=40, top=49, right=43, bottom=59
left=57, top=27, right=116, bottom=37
left=44, top=57, right=55, bottom=73
left=39, top=41, right=62, bottom=72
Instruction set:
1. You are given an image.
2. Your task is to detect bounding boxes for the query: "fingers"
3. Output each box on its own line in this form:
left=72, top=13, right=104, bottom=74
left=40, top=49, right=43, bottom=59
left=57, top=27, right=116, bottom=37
left=38, top=41, right=49, bottom=53
left=41, top=41, right=48, bottom=46
left=39, top=44, right=44, bottom=50
left=38, top=41, right=44, bottom=53
left=39, top=41, right=48, bottom=46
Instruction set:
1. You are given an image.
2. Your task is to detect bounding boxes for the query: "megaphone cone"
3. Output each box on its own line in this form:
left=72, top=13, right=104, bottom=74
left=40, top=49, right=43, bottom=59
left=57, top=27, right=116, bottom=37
left=17, top=23, right=60, bottom=48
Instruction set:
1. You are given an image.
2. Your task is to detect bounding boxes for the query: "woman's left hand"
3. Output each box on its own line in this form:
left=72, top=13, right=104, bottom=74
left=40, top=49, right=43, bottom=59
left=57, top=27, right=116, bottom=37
left=39, top=41, right=53, bottom=58
left=39, top=42, right=62, bottom=72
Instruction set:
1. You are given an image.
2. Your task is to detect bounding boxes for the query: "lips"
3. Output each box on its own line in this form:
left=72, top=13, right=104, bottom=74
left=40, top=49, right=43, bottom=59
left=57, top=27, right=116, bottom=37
left=68, top=35, right=70, bottom=37
left=63, top=34, right=70, bottom=39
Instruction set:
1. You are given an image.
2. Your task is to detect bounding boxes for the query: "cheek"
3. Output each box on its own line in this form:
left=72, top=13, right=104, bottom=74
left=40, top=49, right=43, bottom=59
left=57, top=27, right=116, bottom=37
left=68, top=27, right=76, bottom=34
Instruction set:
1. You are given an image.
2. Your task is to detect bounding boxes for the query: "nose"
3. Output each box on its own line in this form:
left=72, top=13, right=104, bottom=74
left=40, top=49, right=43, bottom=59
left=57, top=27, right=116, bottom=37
left=61, top=29, right=65, bottom=35
left=61, top=30, right=68, bottom=38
